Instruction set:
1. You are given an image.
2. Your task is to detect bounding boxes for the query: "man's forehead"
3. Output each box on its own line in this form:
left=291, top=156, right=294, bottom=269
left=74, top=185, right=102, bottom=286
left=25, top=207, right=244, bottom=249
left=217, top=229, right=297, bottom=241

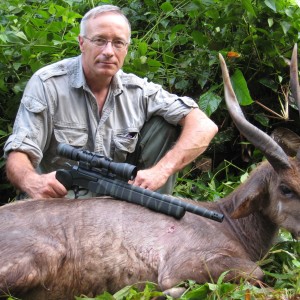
left=86, top=12, right=130, bottom=35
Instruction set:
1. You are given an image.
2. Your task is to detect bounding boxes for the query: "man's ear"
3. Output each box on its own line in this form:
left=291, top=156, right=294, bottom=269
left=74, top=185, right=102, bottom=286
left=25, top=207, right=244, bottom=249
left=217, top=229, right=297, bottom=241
left=78, top=35, right=85, bottom=52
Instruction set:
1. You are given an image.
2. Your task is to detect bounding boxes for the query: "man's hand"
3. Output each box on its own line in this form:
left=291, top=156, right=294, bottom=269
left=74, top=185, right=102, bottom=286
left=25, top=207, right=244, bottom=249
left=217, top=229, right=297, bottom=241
left=23, top=171, right=68, bottom=199
left=128, top=166, right=169, bottom=191
left=6, top=151, right=67, bottom=199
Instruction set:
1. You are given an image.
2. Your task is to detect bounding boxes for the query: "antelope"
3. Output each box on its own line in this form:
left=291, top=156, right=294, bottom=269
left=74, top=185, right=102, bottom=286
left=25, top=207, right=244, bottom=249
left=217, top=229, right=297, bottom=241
left=0, top=45, right=299, bottom=300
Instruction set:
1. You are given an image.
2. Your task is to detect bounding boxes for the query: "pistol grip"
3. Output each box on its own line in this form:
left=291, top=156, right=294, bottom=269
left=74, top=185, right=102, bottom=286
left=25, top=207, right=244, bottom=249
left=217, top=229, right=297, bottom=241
left=56, top=169, right=73, bottom=190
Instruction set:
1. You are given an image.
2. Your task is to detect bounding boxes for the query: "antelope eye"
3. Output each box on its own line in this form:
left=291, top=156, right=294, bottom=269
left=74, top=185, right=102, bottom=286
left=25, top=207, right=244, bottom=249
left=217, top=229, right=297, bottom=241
left=279, top=184, right=293, bottom=197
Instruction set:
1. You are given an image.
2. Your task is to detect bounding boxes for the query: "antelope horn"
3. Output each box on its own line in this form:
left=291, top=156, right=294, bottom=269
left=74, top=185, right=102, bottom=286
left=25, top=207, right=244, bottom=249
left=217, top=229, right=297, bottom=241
left=219, top=53, right=291, bottom=171
left=290, top=44, right=300, bottom=115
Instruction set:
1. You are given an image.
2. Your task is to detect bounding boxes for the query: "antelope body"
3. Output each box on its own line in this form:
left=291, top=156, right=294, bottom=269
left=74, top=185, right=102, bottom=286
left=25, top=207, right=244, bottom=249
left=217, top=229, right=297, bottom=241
left=0, top=45, right=299, bottom=299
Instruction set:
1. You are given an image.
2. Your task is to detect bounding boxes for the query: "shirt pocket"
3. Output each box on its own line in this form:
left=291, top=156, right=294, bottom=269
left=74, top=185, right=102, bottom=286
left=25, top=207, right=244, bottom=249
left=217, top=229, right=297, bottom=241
left=113, top=129, right=139, bottom=161
left=54, top=126, right=88, bottom=147
left=48, top=125, right=88, bottom=169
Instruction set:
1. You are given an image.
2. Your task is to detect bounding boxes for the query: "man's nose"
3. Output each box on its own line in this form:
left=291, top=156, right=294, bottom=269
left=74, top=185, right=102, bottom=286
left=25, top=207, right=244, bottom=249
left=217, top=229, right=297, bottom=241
left=102, top=41, right=114, bottom=55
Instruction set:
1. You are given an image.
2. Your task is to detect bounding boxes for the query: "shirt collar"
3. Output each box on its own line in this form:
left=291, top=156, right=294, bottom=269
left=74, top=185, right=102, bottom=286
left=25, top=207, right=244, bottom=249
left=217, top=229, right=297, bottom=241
left=69, top=55, right=85, bottom=88
left=111, top=70, right=123, bottom=96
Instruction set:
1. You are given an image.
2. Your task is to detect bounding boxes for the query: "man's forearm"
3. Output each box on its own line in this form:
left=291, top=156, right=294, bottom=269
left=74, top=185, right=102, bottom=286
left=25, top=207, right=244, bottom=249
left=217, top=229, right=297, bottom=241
left=6, top=151, right=68, bottom=199
left=5, top=151, right=36, bottom=193
left=155, top=108, right=218, bottom=177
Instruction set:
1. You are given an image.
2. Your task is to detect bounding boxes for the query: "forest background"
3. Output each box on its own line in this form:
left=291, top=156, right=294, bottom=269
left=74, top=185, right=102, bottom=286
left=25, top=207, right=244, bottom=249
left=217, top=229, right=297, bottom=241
left=0, top=0, right=299, bottom=299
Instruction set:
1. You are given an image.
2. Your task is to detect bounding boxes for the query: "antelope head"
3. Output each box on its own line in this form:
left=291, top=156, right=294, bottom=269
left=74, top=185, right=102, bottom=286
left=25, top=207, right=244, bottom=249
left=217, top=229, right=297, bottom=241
left=219, top=45, right=300, bottom=240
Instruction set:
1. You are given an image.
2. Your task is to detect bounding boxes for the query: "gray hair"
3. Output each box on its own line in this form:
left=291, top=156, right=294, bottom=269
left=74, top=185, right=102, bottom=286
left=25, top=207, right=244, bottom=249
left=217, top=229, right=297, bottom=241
left=80, top=5, right=131, bottom=42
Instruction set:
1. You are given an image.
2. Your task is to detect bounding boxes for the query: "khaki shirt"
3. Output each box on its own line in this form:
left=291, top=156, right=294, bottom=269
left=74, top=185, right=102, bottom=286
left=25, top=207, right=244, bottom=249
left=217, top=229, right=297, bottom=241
left=4, top=55, right=198, bottom=173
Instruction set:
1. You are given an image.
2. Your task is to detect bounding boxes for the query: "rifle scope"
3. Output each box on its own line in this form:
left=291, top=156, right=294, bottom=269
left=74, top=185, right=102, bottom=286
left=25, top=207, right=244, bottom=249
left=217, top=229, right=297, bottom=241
left=57, top=143, right=137, bottom=181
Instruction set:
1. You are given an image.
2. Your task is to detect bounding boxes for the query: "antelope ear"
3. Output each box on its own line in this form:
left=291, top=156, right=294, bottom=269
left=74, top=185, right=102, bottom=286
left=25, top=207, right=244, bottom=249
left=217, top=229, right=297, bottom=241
left=230, top=192, right=260, bottom=219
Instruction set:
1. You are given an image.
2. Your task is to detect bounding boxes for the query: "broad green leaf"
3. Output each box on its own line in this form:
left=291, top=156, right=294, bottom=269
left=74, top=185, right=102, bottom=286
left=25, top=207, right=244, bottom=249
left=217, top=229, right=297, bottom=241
left=171, top=24, right=185, bottom=34
left=240, top=172, right=249, bottom=183
left=198, top=69, right=210, bottom=89
left=13, top=62, right=21, bottom=70
left=147, top=59, right=161, bottom=67
left=268, top=18, right=274, bottom=27
left=280, top=21, right=290, bottom=34
left=254, top=113, right=270, bottom=127
left=205, top=8, right=219, bottom=20
left=48, top=3, right=56, bottom=15
left=207, top=283, right=218, bottom=291
left=182, top=283, right=209, bottom=299
left=0, top=33, right=8, bottom=43
left=113, top=285, right=133, bottom=299
left=263, top=271, right=294, bottom=279
left=191, top=30, right=208, bottom=46
left=231, top=69, right=253, bottom=106
left=216, top=270, right=230, bottom=285
left=160, top=19, right=169, bottom=28
left=30, top=18, right=45, bottom=28
left=0, top=129, right=8, bottom=136
left=0, top=78, right=8, bottom=92
left=264, top=0, right=277, bottom=12
left=147, top=58, right=161, bottom=72
left=199, top=90, right=222, bottom=117
left=162, top=51, right=174, bottom=64
left=175, top=79, right=188, bottom=90
left=9, top=30, right=28, bottom=42
left=259, top=77, right=277, bottom=92
left=138, top=41, right=148, bottom=56
left=292, top=259, right=300, bottom=267
left=242, top=0, right=257, bottom=16
left=160, top=2, right=173, bottom=13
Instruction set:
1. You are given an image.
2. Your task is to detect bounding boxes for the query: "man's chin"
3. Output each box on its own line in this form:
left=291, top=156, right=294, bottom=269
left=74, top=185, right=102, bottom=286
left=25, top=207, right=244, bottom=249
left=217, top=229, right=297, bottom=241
left=95, top=68, right=117, bottom=78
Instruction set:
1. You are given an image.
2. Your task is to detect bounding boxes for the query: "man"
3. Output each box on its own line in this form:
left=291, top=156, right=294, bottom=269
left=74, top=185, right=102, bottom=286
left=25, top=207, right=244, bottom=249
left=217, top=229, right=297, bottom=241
left=4, top=5, right=218, bottom=199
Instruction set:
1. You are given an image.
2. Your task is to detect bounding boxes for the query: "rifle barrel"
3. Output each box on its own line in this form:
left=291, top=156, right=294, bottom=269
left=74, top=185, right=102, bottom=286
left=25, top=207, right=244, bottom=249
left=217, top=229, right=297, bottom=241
left=87, top=168, right=224, bottom=222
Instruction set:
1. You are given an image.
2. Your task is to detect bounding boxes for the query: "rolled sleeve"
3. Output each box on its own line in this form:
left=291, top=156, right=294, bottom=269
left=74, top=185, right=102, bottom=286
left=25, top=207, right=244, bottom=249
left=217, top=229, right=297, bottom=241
left=3, top=77, right=50, bottom=168
left=147, top=87, right=199, bottom=125
left=4, top=133, right=44, bottom=168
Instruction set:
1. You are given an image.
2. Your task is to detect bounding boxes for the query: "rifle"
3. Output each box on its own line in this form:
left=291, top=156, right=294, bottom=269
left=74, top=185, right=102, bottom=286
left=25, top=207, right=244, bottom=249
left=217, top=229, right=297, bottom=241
left=56, top=143, right=224, bottom=222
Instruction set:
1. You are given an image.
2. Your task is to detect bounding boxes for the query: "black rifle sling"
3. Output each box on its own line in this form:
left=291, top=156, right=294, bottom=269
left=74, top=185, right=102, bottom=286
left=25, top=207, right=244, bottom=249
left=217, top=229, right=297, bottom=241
left=88, top=171, right=223, bottom=222
left=88, top=176, right=186, bottom=219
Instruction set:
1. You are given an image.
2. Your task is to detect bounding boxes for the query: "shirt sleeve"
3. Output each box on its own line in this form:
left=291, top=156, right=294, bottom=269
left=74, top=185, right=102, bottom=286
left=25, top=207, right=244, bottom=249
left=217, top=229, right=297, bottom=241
left=3, top=75, right=51, bottom=168
left=143, top=80, right=199, bottom=125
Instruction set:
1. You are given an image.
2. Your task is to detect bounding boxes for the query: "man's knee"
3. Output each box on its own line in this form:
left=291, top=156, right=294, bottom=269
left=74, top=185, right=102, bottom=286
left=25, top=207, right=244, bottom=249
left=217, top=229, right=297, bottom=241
left=135, top=116, right=180, bottom=167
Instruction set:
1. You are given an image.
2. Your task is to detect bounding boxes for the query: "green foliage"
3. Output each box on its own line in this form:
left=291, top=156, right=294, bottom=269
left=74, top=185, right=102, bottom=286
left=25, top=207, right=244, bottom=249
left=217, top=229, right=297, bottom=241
left=0, top=0, right=86, bottom=197
left=174, top=157, right=260, bottom=201
left=1, top=0, right=300, bottom=198
left=263, top=236, right=300, bottom=293
left=75, top=282, right=165, bottom=299
left=0, top=0, right=299, bottom=296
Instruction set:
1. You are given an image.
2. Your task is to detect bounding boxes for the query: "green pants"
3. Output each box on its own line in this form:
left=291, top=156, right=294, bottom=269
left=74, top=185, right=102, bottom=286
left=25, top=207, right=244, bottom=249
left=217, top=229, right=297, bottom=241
left=126, top=116, right=180, bottom=194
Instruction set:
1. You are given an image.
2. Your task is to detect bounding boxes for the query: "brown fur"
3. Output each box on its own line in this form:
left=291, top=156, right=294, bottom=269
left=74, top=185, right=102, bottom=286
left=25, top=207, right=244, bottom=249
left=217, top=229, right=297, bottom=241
left=0, top=159, right=299, bottom=299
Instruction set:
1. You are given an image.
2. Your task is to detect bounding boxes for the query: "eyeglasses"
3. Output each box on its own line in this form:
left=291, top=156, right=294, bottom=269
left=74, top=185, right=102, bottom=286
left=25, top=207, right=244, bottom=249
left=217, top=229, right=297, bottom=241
left=83, top=36, right=128, bottom=50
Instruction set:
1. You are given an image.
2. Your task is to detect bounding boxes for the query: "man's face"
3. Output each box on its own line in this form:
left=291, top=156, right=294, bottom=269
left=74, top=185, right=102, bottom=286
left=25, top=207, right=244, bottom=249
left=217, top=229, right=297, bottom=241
left=79, top=12, right=130, bottom=80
